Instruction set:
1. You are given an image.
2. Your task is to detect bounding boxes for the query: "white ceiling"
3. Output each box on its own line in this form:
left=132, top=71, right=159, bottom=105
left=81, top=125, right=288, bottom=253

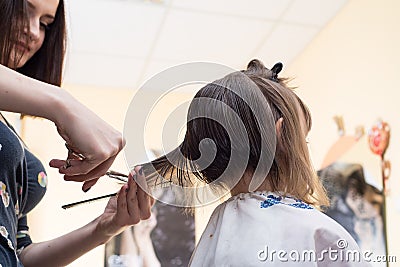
left=63, top=0, right=348, bottom=89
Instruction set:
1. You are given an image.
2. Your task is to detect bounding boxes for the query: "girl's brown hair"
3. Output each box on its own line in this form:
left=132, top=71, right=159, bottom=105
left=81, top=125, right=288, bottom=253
left=143, top=59, right=329, bottom=207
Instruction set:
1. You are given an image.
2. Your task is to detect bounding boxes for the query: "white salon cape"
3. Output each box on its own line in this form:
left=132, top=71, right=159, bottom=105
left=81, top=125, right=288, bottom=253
left=190, top=192, right=370, bottom=267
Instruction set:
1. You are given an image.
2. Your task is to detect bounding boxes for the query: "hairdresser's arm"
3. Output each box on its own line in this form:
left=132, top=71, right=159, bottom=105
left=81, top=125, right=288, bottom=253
left=0, top=64, right=125, bottom=189
left=19, top=171, right=153, bottom=267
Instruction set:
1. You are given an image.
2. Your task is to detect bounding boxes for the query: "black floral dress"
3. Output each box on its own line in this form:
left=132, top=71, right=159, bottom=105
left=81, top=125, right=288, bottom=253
left=0, top=117, right=47, bottom=267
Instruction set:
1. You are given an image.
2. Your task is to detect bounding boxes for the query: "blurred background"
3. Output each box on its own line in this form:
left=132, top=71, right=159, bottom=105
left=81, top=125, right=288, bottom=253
left=8, top=0, right=399, bottom=266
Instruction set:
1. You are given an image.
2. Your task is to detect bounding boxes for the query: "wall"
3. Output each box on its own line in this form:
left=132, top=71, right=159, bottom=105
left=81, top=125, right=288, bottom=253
left=284, top=0, right=400, bottom=261
left=23, top=0, right=400, bottom=265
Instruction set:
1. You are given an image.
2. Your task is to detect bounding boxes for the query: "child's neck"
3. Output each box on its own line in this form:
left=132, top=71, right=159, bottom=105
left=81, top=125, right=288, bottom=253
left=230, top=172, right=273, bottom=196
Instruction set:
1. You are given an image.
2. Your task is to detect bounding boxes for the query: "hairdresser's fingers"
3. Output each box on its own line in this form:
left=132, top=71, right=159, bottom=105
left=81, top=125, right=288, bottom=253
left=133, top=166, right=155, bottom=208
left=134, top=167, right=152, bottom=220
left=60, top=155, right=116, bottom=182
left=115, top=184, right=133, bottom=225
left=65, top=143, right=87, bottom=160
left=49, top=158, right=80, bottom=170
left=51, top=152, right=116, bottom=181
left=81, top=178, right=99, bottom=192
left=125, top=176, right=141, bottom=223
left=58, top=156, right=113, bottom=176
left=137, top=186, right=152, bottom=220
left=67, top=154, right=82, bottom=162
left=49, top=159, right=66, bottom=169
left=50, top=159, right=102, bottom=191
left=48, top=146, right=86, bottom=170
left=68, top=150, right=82, bottom=160
left=150, top=196, right=155, bottom=207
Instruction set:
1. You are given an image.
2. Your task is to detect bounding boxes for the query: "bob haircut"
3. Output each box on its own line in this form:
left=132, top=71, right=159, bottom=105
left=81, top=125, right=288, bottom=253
left=0, top=0, right=66, bottom=86
left=143, top=59, right=329, bottom=207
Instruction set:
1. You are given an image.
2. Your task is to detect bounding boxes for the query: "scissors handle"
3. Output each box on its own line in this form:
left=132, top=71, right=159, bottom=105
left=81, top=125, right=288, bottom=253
left=62, top=192, right=117, bottom=209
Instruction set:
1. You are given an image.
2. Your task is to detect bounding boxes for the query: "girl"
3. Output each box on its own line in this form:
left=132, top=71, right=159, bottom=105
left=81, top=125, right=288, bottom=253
left=142, top=59, right=369, bottom=266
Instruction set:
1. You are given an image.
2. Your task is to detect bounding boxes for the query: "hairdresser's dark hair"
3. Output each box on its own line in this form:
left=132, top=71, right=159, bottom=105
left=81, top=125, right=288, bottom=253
left=0, top=0, right=66, bottom=86
left=144, top=59, right=329, bottom=206
left=0, top=0, right=28, bottom=68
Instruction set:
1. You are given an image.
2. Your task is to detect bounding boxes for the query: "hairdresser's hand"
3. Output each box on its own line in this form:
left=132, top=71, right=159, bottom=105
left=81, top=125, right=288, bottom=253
left=0, top=67, right=123, bottom=190
left=48, top=93, right=125, bottom=191
left=95, top=167, right=155, bottom=241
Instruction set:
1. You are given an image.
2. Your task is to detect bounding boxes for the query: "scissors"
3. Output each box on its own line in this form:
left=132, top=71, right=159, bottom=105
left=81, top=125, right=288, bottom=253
left=61, top=170, right=128, bottom=209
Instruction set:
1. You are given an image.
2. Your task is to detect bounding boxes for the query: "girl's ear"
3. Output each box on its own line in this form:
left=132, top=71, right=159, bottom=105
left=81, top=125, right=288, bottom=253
left=275, top=117, right=284, bottom=137
left=275, top=117, right=285, bottom=154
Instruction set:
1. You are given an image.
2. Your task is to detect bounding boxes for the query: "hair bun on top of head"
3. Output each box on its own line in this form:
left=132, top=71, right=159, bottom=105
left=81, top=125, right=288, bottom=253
left=270, top=62, right=283, bottom=82
left=245, top=59, right=283, bottom=82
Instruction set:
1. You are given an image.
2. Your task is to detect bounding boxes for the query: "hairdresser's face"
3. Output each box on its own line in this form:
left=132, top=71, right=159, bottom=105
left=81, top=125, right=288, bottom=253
left=13, top=0, right=59, bottom=68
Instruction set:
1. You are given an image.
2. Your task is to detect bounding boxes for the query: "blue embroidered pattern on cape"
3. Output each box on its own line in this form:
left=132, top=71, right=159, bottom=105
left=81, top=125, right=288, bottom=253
left=260, top=194, right=313, bottom=210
